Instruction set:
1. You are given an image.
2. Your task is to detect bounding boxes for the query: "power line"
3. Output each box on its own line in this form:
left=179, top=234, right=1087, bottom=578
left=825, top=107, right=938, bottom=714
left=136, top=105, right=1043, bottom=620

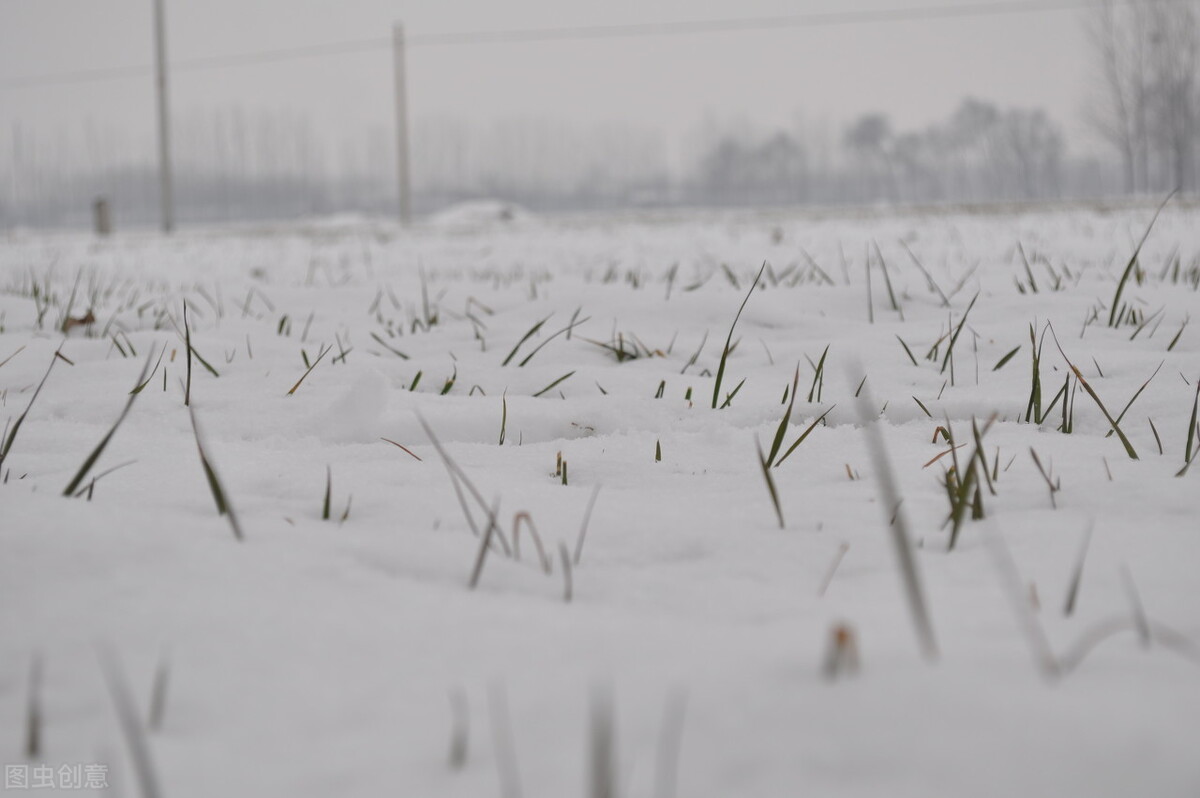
left=0, top=0, right=1149, bottom=91
left=0, top=36, right=390, bottom=90
left=408, top=0, right=1097, bottom=45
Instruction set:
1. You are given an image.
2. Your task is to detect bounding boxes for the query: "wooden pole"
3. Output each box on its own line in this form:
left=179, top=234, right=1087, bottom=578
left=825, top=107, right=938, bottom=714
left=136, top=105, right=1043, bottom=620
left=392, top=22, right=412, bottom=225
left=153, top=0, right=175, bottom=233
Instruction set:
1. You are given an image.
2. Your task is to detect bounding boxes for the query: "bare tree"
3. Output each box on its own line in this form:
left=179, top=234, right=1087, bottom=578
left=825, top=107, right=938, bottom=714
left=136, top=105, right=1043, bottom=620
left=1085, top=0, right=1199, bottom=194
left=1145, top=1, right=1199, bottom=191
left=843, top=113, right=894, bottom=201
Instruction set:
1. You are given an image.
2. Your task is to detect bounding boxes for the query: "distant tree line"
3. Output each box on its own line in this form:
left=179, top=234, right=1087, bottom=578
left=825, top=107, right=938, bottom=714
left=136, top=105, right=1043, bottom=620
left=1, top=0, right=1196, bottom=229
left=0, top=99, right=1117, bottom=230
left=692, top=98, right=1070, bottom=207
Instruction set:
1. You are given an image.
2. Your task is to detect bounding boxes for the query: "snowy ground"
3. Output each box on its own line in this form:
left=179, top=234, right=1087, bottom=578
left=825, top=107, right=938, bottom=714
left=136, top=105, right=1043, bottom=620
left=2, top=202, right=1199, bottom=797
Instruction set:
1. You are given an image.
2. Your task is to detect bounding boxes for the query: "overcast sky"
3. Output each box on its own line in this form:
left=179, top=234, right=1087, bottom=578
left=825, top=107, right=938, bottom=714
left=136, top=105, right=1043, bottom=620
left=0, top=0, right=1097, bottom=167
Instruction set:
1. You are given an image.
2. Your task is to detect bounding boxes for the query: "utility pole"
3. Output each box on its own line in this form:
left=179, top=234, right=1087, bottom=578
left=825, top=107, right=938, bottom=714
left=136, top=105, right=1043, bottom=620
left=153, top=0, right=175, bottom=233
left=392, top=22, right=412, bottom=225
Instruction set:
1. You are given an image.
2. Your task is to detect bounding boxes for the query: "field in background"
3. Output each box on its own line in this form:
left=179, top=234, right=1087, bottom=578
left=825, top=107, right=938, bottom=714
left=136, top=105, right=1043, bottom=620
left=1, top=201, right=1199, bottom=797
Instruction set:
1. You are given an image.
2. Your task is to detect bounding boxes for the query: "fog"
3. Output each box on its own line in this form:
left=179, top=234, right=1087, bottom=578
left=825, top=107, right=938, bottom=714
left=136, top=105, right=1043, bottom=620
left=0, top=0, right=1196, bottom=228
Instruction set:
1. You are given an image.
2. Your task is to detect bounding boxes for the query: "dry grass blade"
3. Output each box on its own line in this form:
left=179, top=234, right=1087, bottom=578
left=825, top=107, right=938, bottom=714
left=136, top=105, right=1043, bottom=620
left=97, top=646, right=163, bottom=798
left=380, top=437, right=423, bottom=461
left=0, top=345, right=27, bottom=369
left=62, top=347, right=157, bottom=497
left=854, top=380, right=938, bottom=661
left=1047, top=324, right=1138, bottom=459
left=922, top=443, right=966, bottom=469
left=287, top=343, right=332, bottom=395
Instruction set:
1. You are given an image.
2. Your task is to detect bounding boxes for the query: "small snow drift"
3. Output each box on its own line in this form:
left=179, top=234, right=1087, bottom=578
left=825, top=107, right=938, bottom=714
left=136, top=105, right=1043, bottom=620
left=426, top=200, right=533, bottom=233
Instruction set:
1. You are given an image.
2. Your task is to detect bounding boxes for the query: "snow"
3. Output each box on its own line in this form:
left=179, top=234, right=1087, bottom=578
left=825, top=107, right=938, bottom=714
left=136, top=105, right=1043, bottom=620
left=2, top=203, right=1200, bottom=797
left=426, top=200, right=534, bottom=233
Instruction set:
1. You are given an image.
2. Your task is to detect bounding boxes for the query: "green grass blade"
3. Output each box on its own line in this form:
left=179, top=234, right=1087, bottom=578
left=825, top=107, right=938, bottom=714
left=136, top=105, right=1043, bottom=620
left=775, top=405, right=836, bottom=467
left=712, top=262, right=767, bottom=409
left=502, top=313, right=552, bottom=366
left=1108, top=190, right=1175, bottom=327
left=766, top=366, right=800, bottom=467
left=992, top=345, right=1020, bottom=371
left=940, top=292, right=978, bottom=375
left=855, top=385, right=939, bottom=661
left=62, top=348, right=156, bottom=496
left=755, top=437, right=784, bottom=529
left=188, top=405, right=243, bottom=540
left=533, top=370, right=575, bottom=398
left=0, top=345, right=63, bottom=471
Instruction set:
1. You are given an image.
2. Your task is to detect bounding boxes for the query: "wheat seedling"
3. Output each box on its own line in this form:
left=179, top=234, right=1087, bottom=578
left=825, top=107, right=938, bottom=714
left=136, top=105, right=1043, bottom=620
left=712, top=262, right=766, bottom=409
left=62, top=348, right=157, bottom=497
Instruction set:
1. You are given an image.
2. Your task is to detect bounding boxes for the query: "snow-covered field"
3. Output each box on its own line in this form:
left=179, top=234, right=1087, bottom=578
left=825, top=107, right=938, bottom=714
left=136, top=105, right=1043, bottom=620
left=2, top=202, right=1199, bottom=797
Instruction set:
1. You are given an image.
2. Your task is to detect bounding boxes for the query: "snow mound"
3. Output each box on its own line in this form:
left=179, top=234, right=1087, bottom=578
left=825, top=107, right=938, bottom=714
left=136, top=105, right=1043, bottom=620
left=425, top=200, right=533, bottom=232
left=308, top=368, right=392, bottom=443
